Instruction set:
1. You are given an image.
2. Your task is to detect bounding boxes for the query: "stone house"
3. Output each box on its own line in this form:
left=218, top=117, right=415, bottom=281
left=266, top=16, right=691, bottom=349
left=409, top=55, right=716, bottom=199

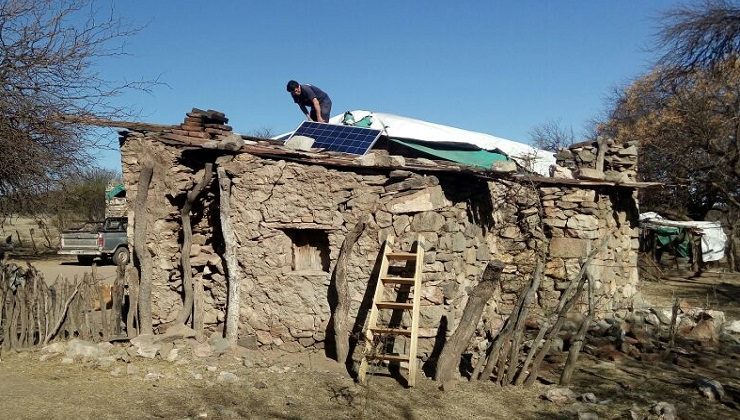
left=118, top=110, right=653, bottom=357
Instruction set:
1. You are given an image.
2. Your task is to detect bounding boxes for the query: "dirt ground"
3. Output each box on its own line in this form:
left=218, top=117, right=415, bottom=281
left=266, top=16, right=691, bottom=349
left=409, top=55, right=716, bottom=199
left=0, top=342, right=737, bottom=420
left=0, top=351, right=567, bottom=420
left=0, top=258, right=738, bottom=419
left=8, top=255, right=118, bottom=285
left=639, top=268, right=740, bottom=320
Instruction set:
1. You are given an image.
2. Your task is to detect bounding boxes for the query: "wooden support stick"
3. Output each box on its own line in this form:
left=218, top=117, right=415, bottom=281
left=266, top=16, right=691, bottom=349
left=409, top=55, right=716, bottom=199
left=520, top=239, right=605, bottom=385
left=126, top=267, right=140, bottom=338
left=668, top=297, right=679, bottom=348
left=0, top=284, right=6, bottom=342
left=2, top=293, right=15, bottom=350
left=514, top=318, right=550, bottom=385
left=176, top=162, right=213, bottom=325
left=502, top=259, right=543, bottom=385
left=134, top=162, right=154, bottom=335
left=478, top=280, right=529, bottom=381
left=18, top=286, right=28, bottom=347
left=43, top=280, right=81, bottom=345
left=436, top=261, right=504, bottom=386
left=111, top=264, right=125, bottom=336
left=523, top=273, right=588, bottom=386
left=560, top=273, right=594, bottom=385
left=193, top=276, right=204, bottom=339
left=216, top=164, right=243, bottom=344
left=331, top=216, right=368, bottom=363
left=595, top=136, right=607, bottom=172
left=496, top=340, right=512, bottom=385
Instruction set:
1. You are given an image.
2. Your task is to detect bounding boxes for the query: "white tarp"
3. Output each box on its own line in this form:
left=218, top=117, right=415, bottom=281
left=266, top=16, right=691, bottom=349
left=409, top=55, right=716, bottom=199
left=279, top=110, right=556, bottom=176
left=640, top=213, right=727, bottom=262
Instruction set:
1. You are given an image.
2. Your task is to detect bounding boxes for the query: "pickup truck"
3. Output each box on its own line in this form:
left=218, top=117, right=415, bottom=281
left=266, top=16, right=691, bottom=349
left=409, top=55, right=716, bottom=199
left=58, top=217, right=130, bottom=265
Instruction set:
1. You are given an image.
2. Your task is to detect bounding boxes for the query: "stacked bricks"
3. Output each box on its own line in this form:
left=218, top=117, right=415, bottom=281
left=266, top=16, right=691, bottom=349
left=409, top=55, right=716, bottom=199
left=162, top=108, right=234, bottom=142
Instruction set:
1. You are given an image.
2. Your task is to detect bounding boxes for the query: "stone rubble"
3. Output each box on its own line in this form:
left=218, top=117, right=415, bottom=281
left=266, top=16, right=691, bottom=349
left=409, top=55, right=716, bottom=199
left=555, top=138, right=639, bottom=183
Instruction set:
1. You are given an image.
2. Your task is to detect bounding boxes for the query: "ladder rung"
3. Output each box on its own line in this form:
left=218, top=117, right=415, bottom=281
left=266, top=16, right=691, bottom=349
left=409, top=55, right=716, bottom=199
left=368, top=353, right=409, bottom=362
left=386, top=252, right=417, bottom=260
left=381, top=276, right=415, bottom=285
left=370, top=327, right=412, bottom=336
left=376, top=302, right=413, bottom=310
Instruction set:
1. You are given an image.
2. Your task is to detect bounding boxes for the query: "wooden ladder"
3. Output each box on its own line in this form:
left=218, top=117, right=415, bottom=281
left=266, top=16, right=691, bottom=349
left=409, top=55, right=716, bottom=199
left=358, top=235, right=424, bottom=387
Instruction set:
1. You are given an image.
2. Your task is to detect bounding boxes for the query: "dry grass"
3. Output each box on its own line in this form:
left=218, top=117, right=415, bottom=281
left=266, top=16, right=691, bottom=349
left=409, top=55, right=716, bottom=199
left=0, top=350, right=564, bottom=420
left=0, top=215, right=59, bottom=253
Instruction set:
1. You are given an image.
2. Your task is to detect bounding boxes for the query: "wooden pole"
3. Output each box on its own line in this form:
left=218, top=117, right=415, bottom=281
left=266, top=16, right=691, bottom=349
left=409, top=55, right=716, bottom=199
left=43, top=280, right=81, bottom=345
left=502, top=259, right=543, bottom=385
left=331, top=216, right=368, bottom=363
left=215, top=164, right=243, bottom=344
left=2, top=293, right=15, bottom=350
left=477, top=277, right=530, bottom=381
left=436, top=261, right=504, bottom=387
left=110, top=264, right=125, bottom=336
left=668, top=297, right=679, bottom=348
left=134, top=163, right=154, bottom=335
left=559, top=272, right=594, bottom=385
left=523, top=273, right=588, bottom=386
left=176, top=163, right=213, bottom=325
left=513, top=318, right=550, bottom=385
left=126, top=267, right=140, bottom=338
left=0, top=283, right=6, bottom=344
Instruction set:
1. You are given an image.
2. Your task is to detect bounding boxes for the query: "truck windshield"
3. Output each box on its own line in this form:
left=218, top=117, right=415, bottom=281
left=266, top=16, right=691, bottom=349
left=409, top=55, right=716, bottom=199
left=105, top=219, right=127, bottom=231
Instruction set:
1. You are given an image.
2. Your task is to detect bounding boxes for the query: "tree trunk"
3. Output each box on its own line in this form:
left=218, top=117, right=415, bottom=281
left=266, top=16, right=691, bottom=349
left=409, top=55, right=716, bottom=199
left=217, top=165, right=242, bottom=344
left=332, top=216, right=368, bottom=363
left=436, top=260, right=504, bottom=386
left=176, top=163, right=213, bottom=325
left=133, top=163, right=154, bottom=335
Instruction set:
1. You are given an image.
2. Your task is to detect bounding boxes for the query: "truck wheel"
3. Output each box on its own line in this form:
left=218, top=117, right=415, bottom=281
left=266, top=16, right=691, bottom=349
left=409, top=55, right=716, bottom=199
left=113, top=247, right=130, bottom=266
left=77, top=255, right=95, bottom=265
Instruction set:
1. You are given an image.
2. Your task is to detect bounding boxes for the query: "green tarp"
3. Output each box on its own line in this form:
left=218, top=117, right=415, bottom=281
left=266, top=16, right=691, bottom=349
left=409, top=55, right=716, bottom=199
left=106, top=183, right=125, bottom=201
left=654, top=226, right=690, bottom=257
left=389, top=138, right=510, bottom=169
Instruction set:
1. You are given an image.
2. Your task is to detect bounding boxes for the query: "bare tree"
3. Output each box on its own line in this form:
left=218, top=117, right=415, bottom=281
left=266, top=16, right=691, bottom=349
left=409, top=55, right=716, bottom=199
left=0, top=0, right=152, bottom=218
left=528, top=120, right=576, bottom=152
left=656, top=0, right=740, bottom=77
left=597, top=1, right=740, bottom=267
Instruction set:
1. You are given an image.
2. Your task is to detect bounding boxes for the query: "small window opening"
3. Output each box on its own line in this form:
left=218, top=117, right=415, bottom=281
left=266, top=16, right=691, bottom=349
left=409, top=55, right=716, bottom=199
left=284, top=229, right=330, bottom=272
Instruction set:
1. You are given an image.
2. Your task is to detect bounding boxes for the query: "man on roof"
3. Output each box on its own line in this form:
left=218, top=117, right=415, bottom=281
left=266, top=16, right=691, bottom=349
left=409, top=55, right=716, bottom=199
left=286, top=80, right=332, bottom=123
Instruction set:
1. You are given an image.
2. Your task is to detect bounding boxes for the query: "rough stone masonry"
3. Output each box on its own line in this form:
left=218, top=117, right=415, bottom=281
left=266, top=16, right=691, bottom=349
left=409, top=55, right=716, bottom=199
left=118, top=110, right=643, bottom=359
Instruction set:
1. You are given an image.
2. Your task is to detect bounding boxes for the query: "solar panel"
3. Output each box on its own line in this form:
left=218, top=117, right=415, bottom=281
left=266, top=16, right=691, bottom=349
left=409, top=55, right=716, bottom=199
left=286, top=121, right=382, bottom=155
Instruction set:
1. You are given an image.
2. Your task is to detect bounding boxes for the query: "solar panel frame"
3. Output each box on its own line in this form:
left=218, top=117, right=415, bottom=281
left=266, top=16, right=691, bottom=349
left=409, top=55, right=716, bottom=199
left=286, top=121, right=383, bottom=156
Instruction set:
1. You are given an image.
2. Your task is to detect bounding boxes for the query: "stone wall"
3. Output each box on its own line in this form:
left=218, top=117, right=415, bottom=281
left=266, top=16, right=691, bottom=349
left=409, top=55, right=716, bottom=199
left=555, top=139, right=639, bottom=183
left=120, top=132, right=226, bottom=328
left=119, top=131, right=641, bottom=358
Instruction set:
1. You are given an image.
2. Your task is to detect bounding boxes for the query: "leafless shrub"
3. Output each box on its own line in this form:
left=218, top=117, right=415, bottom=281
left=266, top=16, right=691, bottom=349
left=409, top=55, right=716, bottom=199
left=656, top=0, right=740, bottom=78
left=0, top=0, right=155, bottom=219
left=528, top=120, right=576, bottom=152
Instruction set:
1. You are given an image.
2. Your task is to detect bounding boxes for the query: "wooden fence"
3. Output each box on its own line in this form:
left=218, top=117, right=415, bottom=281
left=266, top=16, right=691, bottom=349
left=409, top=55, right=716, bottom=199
left=0, top=263, right=127, bottom=351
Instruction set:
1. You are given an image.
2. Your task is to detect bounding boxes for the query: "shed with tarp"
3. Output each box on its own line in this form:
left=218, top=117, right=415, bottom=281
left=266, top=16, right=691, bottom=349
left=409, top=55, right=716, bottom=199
left=639, top=212, right=728, bottom=267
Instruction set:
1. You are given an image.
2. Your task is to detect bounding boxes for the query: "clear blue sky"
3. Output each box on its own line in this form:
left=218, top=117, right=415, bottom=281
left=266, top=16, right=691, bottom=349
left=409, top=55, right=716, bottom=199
left=94, top=0, right=681, bottom=171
